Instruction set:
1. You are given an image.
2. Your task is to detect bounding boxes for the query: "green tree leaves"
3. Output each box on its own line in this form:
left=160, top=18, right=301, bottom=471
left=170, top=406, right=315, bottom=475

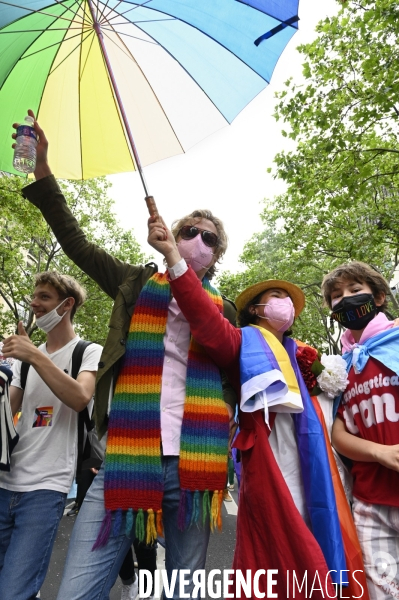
left=0, top=174, right=147, bottom=345
left=273, top=0, right=399, bottom=210
left=219, top=0, right=399, bottom=350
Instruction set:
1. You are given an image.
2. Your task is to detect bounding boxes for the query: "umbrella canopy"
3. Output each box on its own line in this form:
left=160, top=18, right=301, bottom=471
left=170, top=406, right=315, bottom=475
left=0, top=0, right=299, bottom=180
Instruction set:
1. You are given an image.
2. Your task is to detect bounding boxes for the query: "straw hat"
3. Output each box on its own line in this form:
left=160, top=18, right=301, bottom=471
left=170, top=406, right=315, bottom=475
left=235, top=280, right=305, bottom=317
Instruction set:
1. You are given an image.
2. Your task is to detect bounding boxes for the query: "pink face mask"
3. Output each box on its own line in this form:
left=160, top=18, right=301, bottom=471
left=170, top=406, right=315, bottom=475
left=255, top=296, right=295, bottom=332
left=177, top=236, right=214, bottom=273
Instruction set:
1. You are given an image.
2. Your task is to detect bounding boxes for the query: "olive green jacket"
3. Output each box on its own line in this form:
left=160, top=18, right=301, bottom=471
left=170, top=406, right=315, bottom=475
left=23, top=175, right=237, bottom=438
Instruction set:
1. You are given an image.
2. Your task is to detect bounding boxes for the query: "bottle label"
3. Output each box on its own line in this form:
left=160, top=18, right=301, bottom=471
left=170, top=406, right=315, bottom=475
left=16, top=125, right=37, bottom=141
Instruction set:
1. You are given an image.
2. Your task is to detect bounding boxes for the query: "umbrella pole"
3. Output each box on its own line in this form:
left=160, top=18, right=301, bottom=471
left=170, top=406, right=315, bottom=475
left=88, top=2, right=159, bottom=219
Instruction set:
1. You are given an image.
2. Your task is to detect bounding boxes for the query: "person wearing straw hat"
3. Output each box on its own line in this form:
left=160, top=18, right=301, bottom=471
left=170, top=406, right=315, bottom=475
left=148, top=219, right=369, bottom=600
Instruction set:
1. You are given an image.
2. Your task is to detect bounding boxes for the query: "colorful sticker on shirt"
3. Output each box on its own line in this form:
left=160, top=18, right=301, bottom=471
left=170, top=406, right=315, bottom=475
left=32, top=407, right=53, bottom=427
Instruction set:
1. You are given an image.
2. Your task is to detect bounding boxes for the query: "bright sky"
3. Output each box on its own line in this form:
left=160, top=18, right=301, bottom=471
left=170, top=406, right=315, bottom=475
left=108, top=0, right=338, bottom=274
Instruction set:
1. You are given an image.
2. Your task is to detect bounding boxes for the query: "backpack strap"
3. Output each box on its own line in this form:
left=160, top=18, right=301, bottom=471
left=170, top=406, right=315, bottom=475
left=72, top=340, right=92, bottom=380
left=20, top=361, right=30, bottom=391
left=74, top=341, right=94, bottom=479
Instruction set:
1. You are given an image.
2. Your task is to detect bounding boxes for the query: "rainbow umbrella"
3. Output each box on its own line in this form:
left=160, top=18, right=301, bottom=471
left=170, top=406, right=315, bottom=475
left=0, top=0, right=299, bottom=204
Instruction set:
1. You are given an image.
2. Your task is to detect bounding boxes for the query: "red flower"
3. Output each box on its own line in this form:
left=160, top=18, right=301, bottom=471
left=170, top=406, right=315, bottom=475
left=296, top=346, right=318, bottom=367
left=296, top=346, right=318, bottom=393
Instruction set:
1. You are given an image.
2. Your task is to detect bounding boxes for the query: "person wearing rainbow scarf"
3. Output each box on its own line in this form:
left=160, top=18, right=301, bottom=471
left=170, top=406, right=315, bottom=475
left=149, top=218, right=369, bottom=599
left=18, top=115, right=237, bottom=600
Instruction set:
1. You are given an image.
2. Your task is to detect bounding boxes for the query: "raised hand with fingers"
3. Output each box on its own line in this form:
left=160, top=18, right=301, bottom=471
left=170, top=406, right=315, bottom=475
left=147, top=215, right=182, bottom=268
left=12, top=109, right=51, bottom=180
left=17, top=321, right=29, bottom=337
left=2, top=321, right=38, bottom=363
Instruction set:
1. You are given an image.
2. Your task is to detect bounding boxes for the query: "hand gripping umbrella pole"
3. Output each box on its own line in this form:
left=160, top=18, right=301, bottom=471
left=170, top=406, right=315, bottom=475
left=88, top=0, right=159, bottom=220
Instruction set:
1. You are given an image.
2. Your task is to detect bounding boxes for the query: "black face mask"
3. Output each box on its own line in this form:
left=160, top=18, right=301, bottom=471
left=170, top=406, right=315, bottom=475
left=331, top=293, right=378, bottom=330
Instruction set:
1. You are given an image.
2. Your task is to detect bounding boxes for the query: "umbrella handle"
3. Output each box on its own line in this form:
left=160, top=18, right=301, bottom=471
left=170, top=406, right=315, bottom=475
left=145, top=196, right=159, bottom=220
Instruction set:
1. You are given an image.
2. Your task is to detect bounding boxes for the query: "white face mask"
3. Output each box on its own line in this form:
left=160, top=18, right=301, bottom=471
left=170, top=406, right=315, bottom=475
left=35, top=298, right=70, bottom=333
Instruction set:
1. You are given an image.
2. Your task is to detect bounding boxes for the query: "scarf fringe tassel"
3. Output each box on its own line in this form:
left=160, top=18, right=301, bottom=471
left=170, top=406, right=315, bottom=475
left=92, top=509, right=112, bottom=550
left=210, top=490, right=223, bottom=532
left=177, top=489, right=222, bottom=532
left=146, top=509, right=157, bottom=545
left=191, top=490, right=200, bottom=526
left=185, top=490, right=193, bottom=529
left=177, top=489, right=187, bottom=531
left=135, top=508, right=145, bottom=542
left=93, top=490, right=223, bottom=550
left=112, top=508, right=123, bottom=537
left=156, top=509, right=164, bottom=537
left=92, top=507, right=161, bottom=550
left=202, top=490, right=210, bottom=527
left=125, top=508, right=134, bottom=537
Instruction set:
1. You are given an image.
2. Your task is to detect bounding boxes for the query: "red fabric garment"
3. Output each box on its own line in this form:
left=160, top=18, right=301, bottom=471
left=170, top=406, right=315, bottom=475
left=232, top=410, right=335, bottom=599
left=167, top=266, right=242, bottom=393
left=338, top=357, right=399, bottom=506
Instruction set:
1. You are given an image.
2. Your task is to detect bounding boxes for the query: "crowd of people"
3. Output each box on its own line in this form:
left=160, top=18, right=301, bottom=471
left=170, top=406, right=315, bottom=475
left=0, top=113, right=398, bottom=600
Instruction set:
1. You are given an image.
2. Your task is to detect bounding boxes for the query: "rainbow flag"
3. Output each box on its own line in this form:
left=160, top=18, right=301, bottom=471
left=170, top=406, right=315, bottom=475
left=240, top=327, right=346, bottom=584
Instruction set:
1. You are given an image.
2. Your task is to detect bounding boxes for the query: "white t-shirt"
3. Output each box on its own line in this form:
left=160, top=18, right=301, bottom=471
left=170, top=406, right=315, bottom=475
left=0, top=337, right=102, bottom=494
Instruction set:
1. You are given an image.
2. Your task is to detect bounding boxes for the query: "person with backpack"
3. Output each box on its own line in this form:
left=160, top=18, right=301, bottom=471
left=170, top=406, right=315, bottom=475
left=15, top=112, right=237, bottom=600
left=0, top=270, right=102, bottom=600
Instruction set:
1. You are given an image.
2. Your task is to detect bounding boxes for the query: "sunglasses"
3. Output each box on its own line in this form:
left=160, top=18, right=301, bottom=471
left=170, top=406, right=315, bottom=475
left=179, top=225, right=219, bottom=248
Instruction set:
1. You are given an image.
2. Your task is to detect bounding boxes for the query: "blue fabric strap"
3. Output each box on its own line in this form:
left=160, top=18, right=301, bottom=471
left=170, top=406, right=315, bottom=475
left=342, top=327, right=399, bottom=376
left=285, top=338, right=347, bottom=582
left=334, top=327, right=399, bottom=418
left=255, top=15, right=299, bottom=45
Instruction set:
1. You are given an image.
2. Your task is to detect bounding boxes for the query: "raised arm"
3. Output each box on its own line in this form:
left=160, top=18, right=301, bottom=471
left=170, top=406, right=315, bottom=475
left=15, top=112, right=152, bottom=300
left=3, top=324, right=100, bottom=412
left=171, top=267, right=241, bottom=369
left=147, top=217, right=241, bottom=373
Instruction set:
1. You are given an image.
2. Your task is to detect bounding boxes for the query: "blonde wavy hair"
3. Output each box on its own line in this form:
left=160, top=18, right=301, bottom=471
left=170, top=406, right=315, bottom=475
left=171, top=209, right=228, bottom=280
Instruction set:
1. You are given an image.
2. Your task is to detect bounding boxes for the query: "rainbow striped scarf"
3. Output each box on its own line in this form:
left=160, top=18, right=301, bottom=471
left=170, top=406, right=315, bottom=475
left=94, top=273, right=229, bottom=548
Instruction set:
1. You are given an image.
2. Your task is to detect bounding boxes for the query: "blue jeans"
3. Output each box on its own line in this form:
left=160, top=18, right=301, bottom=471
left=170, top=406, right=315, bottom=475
left=57, top=457, right=211, bottom=600
left=0, top=487, right=66, bottom=600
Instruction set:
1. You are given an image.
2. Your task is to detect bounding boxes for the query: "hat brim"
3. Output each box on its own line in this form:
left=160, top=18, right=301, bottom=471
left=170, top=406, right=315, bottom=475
left=235, top=280, right=305, bottom=317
